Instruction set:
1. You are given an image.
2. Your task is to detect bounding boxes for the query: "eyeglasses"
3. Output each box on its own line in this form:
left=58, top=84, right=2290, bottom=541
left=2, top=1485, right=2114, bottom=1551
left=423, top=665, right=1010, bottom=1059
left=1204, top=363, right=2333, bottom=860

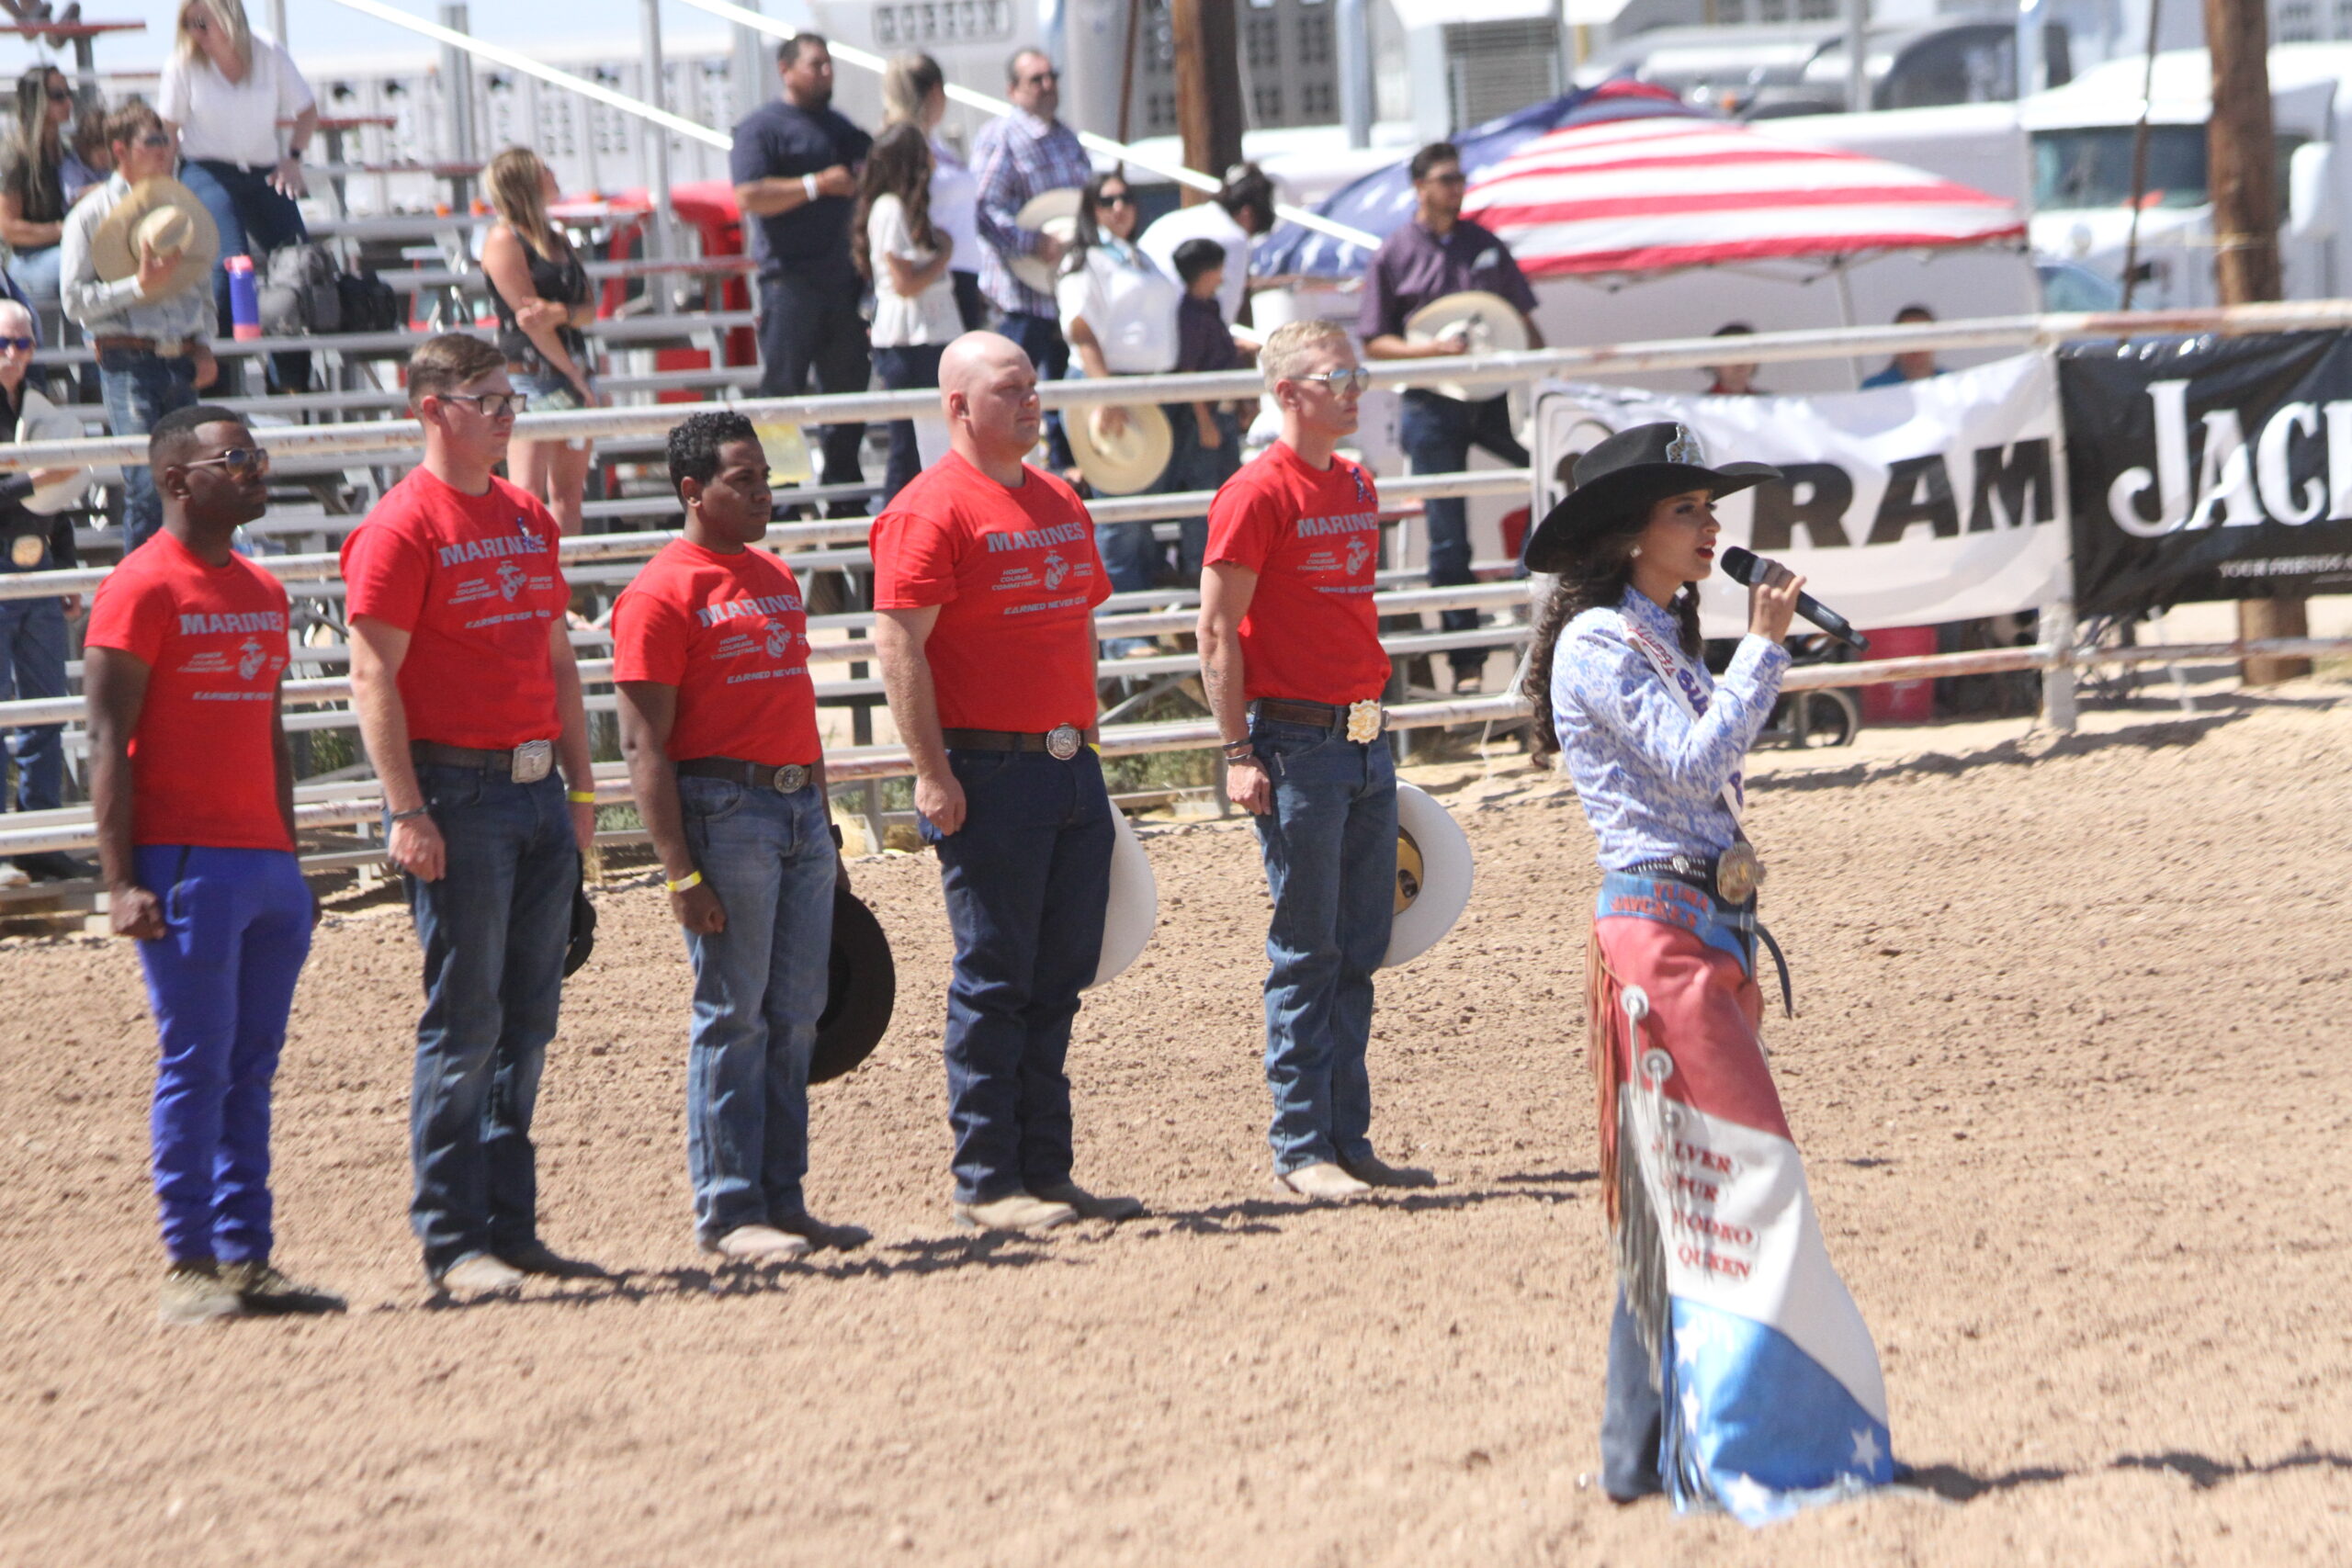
left=438, top=391, right=527, bottom=419
left=1291, top=367, right=1371, bottom=396
left=1095, top=191, right=1135, bottom=208
left=1019, top=69, right=1058, bottom=86
left=185, top=446, right=271, bottom=476
left=0, top=336, right=34, bottom=354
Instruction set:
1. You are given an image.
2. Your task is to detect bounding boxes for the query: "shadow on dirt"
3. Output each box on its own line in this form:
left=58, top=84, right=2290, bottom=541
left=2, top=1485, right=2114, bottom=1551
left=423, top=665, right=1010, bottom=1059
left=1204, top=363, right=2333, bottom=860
left=2111, top=1448, right=2352, bottom=1489
left=1752, top=712, right=2245, bottom=796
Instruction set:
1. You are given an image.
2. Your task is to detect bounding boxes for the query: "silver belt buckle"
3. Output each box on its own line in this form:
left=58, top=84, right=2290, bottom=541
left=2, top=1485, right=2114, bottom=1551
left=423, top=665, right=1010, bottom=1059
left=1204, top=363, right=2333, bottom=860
left=1715, top=842, right=1763, bottom=904
left=1045, top=724, right=1082, bottom=761
left=510, top=739, right=555, bottom=784
left=771, top=763, right=809, bottom=794
left=1345, top=700, right=1385, bottom=744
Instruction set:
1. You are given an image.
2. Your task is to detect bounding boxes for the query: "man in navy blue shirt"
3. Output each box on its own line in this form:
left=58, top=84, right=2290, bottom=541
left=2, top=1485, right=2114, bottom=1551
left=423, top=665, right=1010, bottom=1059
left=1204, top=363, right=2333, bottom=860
left=730, top=34, right=874, bottom=513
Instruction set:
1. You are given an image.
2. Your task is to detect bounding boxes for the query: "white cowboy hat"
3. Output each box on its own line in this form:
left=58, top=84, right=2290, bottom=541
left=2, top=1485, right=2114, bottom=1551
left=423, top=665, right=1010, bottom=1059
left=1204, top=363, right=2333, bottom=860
left=1404, top=289, right=1532, bottom=403
left=1383, top=782, right=1475, bottom=968
left=1008, top=186, right=1085, bottom=296
left=89, top=177, right=220, bottom=304
left=1068, top=400, right=1172, bottom=496
left=1088, top=806, right=1158, bottom=988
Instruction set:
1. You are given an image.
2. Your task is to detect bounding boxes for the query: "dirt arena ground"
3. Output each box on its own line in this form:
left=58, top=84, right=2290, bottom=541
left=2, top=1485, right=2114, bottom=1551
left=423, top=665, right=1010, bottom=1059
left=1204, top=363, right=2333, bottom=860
left=5, top=682, right=2351, bottom=1566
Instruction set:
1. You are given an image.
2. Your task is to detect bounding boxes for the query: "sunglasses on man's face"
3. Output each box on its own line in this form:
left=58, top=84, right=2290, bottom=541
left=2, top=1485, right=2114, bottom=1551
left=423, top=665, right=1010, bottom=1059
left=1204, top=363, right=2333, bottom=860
left=0, top=336, right=34, bottom=354
left=186, top=446, right=271, bottom=477
left=1424, top=170, right=1467, bottom=187
left=1292, top=367, right=1371, bottom=397
left=1020, top=69, right=1058, bottom=86
left=135, top=133, right=172, bottom=150
left=439, top=391, right=527, bottom=420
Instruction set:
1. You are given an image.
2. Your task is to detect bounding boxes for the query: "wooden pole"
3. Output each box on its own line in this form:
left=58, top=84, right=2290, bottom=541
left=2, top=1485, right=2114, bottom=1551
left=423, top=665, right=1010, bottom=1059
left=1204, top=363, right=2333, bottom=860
left=1170, top=0, right=1243, bottom=207
left=2204, top=0, right=2309, bottom=682
left=1115, top=0, right=1143, bottom=144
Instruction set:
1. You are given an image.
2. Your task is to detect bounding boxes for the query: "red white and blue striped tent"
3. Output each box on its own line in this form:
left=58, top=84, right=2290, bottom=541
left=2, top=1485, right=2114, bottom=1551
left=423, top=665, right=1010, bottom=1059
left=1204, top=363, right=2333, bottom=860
left=1461, top=112, right=2025, bottom=279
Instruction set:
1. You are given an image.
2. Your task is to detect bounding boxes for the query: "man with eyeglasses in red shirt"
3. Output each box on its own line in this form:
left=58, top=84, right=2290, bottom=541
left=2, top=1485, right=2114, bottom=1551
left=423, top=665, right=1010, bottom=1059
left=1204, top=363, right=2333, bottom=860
left=343, top=333, right=600, bottom=1298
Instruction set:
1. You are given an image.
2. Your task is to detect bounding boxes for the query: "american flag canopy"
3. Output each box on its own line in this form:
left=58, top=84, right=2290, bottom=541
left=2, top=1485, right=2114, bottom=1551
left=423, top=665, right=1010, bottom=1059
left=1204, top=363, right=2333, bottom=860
left=1462, top=112, right=2025, bottom=278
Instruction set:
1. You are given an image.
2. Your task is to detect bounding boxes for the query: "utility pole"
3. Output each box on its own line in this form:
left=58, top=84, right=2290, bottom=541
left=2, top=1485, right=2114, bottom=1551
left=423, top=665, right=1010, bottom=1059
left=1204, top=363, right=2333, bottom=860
left=1170, top=0, right=1244, bottom=204
left=2206, top=0, right=2307, bottom=682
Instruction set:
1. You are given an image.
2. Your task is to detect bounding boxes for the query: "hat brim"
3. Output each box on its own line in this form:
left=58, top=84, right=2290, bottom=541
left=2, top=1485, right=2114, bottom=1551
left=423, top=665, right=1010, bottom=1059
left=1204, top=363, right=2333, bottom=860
left=812, top=887, right=897, bottom=1084
left=1068, top=401, right=1173, bottom=496
left=89, top=178, right=220, bottom=302
left=1522, top=459, right=1781, bottom=576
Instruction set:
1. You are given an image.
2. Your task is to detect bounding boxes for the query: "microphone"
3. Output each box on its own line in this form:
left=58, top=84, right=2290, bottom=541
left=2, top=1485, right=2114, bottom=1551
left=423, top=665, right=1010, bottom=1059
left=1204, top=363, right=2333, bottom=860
left=1718, top=546, right=1870, bottom=652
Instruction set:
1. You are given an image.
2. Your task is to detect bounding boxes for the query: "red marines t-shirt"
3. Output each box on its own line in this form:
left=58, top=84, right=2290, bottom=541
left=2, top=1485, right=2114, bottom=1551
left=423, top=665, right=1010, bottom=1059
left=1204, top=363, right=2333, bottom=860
left=611, top=538, right=822, bottom=768
left=869, top=452, right=1109, bottom=733
left=84, top=531, right=293, bottom=851
left=339, top=468, right=568, bottom=750
left=1204, top=441, right=1391, bottom=705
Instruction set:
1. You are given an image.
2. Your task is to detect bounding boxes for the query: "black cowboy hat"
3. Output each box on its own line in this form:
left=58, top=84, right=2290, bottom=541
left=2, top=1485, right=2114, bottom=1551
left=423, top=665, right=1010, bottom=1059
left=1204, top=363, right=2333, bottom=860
left=1522, top=422, right=1781, bottom=575
left=563, top=884, right=597, bottom=978
left=811, top=886, right=897, bottom=1084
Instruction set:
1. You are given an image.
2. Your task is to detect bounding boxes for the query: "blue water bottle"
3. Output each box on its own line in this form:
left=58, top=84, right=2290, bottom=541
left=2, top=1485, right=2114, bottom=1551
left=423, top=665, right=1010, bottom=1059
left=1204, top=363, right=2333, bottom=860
left=226, top=254, right=261, bottom=340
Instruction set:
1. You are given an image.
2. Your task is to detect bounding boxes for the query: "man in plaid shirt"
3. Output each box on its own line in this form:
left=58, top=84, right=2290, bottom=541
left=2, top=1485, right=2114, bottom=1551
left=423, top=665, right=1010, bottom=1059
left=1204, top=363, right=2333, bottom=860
left=973, top=47, right=1092, bottom=382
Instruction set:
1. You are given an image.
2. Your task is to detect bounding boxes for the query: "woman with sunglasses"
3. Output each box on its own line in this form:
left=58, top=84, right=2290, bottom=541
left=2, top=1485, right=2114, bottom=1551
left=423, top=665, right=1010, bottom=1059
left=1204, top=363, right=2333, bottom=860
left=1057, top=170, right=1182, bottom=597
left=484, top=146, right=597, bottom=536
left=158, top=0, right=318, bottom=394
left=1, top=66, right=74, bottom=312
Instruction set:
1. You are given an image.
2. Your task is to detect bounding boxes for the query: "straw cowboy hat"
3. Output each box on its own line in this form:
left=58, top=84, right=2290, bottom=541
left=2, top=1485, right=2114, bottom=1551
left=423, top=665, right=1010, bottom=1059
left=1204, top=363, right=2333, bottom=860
left=1521, top=420, right=1780, bottom=576
left=89, top=177, right=220, bottom=304
left=1007, top=186, right=1084, bottom=296
left=1403, top=289, right=1532, bottom=403
left=1068, top=399, right=1172, bottom=496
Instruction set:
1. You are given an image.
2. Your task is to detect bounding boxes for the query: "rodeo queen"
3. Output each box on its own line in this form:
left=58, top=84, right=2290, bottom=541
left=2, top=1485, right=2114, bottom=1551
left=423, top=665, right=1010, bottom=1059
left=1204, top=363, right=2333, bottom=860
left=1518, top=422, right=1897, bottom=1524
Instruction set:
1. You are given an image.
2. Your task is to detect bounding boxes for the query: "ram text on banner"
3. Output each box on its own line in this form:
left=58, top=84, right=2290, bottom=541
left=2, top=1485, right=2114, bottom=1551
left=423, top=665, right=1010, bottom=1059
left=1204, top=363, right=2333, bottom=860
left=1532, top=354, right=2071, bottom=637
left=2059, top=330, right=2352, bottom=618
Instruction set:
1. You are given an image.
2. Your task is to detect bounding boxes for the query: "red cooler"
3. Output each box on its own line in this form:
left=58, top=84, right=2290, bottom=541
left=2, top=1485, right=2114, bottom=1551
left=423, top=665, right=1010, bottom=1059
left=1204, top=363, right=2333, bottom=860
left=1858, top=625, right=1938, bottom=723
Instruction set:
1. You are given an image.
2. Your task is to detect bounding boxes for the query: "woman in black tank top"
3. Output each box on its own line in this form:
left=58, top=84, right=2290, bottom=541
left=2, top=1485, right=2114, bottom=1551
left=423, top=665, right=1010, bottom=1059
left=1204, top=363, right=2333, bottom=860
left=483, top=146, right=597, bottom=535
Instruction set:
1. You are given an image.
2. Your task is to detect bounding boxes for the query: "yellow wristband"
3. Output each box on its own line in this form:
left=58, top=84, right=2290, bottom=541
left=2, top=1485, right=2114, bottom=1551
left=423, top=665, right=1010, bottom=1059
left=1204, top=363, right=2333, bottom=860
left=666, top=870, right=703, bottom=894
left=567, top=790, right=596, bottom=804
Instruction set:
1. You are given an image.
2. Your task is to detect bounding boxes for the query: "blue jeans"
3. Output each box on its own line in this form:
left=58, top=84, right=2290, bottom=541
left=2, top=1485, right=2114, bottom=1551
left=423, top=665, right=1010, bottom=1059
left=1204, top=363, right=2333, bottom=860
left=182, top=159, right=312, bottom=394
left=10, top=243, right=59, bottom=313
left=1249, top=714, right=1396, bottom=1172
left=0, top=593, right=65, bottom=812
left=135, top=844, right=312, bottom=1264
left=872, top=341, right=944, bottom=509
left=678, top=775, right=836, bottom=1243
left=756, top=271, right=868, bottom=502
left=1602, top=1290, right=1667, bottom=1499
left=922, top=748, right=1113, bottom=1204
left=99, top=348, right=197, bottom=549
left=401, top=764, right=579, bottom=1277
left=1398, top=389, right=1529, bottom=678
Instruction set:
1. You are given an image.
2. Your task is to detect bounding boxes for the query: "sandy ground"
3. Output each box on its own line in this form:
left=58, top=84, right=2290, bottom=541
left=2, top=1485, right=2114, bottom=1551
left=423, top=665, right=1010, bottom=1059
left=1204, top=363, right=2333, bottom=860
left=6, top=684, right=2352, bottom=1566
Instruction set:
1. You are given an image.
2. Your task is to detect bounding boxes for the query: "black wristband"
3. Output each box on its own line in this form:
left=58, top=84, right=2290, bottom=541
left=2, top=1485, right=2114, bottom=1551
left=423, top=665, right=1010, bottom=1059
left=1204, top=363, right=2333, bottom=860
left=1221, top=739, right=1255, bottom=761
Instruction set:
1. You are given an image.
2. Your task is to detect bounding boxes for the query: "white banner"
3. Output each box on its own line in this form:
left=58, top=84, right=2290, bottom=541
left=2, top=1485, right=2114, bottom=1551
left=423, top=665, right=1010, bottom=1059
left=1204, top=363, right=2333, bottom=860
left=1532, top=353, right=2072, bottom=636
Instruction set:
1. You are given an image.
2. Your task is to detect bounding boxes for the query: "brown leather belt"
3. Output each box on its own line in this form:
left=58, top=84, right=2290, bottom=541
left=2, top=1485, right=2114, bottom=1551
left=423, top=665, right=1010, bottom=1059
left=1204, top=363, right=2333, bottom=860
left=412, top=739, right=557, bottom=782
left=675, top=756, right=816, bottom=793
left=93, top=334, right=199, bottom=357
left=942, top=725, right=1085, bottom=760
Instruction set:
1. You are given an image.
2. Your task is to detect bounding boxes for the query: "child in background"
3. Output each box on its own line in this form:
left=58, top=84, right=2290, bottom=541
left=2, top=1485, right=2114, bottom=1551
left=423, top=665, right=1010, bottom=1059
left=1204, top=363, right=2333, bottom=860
left=1170, top=236, right=1242, bottom=582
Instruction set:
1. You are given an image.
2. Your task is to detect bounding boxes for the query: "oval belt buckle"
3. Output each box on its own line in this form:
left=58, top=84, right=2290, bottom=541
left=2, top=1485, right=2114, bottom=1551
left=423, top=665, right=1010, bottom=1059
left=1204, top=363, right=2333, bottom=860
left=773, top=763, right=809, bottom=794
left=1045, top=724, right=1082, bottom=761
left=1715, top=842, right=1761, bottom=905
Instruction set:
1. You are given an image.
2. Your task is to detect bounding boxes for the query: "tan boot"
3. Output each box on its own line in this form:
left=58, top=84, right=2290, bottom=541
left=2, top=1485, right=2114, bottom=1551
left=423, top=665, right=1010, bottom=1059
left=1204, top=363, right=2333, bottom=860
left=709, top=1224, right=814, bottom=1262
left=1031, top=1180, right=1144, bottom=1222
left=158, top=1262, right=243, bottom=1326
left=436, top=1253, right=526, bottom=1294
left=1276, top=1161, right=1372, bottom=1201
left=953, top=1193, right=1079, bottom=1233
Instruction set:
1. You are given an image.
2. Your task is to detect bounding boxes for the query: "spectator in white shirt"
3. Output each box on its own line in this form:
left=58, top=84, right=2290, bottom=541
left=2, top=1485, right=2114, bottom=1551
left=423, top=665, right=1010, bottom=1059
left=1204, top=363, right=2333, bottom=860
left=854, top=122, right=959, bottom=506
left=881, top=51, right=984, bottom=333
left=1059, top=168, right=1182, bottom=599
left=1137, top=161, right=1276, bottom=336
left=158, top=0, right=316, bottom=394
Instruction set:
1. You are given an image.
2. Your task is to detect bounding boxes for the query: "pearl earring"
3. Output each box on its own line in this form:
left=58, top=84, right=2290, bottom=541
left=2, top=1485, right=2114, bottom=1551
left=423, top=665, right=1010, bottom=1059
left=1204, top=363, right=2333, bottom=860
left=1629, top=546, right=1643, bottom=558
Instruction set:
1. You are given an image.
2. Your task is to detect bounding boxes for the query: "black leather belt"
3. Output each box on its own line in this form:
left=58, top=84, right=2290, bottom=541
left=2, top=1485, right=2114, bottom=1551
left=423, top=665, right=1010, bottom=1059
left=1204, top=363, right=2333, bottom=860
left=413, top=739, right=556, bottom=782
left=675, top=756, right=815, bottom=793
left=942, top=725, right=1085, bottom=761
left=1250, top=696, right=1387, bottom=739
left=1622, top=849, right=1795, bottom=1019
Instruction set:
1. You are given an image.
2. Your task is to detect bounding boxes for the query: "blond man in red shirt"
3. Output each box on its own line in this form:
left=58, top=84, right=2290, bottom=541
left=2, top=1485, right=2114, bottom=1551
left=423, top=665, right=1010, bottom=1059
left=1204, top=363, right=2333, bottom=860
left=1199, top=319, right=1435, bottom=1201
left=344, top=333, right=599, bottom=1296
left=873, top=331, right=1142, bottom=1234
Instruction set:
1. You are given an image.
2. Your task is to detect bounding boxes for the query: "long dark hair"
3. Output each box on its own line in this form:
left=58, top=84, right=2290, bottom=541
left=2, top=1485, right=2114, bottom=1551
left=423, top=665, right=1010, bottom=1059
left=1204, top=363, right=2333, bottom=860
left=1521, top=498, right=1704, bottom=758
left=6, top=66, right=64, bottom=220
left=1063, top=167, right=1131, bottom=273
left=853, top=121, right=937, bottom=286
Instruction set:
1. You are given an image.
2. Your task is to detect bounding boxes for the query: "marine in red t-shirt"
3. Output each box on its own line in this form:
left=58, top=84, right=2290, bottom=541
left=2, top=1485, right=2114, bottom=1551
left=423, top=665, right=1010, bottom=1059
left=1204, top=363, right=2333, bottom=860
left=1204, top=439, right=1389, bottom=706
left=85, top=531, right=294, bottom=851
left=871, top=449, right=1110, bottom=734
left=339, top=465, right=570, bottom=750
left=613, top=540, right=820, bottom=768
